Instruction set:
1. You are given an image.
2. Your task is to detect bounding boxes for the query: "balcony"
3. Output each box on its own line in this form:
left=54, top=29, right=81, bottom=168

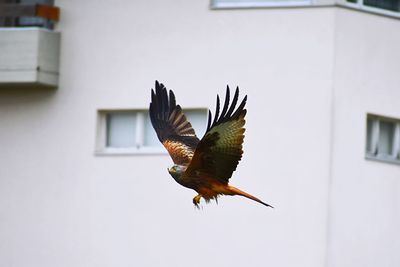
left=0, top=1, right=60, bottom=88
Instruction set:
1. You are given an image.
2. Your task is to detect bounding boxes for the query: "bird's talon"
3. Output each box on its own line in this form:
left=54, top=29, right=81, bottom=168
left=193, top=194, right=202, bottom=208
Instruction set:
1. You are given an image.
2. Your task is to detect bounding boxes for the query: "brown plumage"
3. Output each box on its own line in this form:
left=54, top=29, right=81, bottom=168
left=149, top=81, right=273, bottom=208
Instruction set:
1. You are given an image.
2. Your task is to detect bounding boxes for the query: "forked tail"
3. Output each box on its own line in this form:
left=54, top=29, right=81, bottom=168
left=228, top=185, right=274, bottom=208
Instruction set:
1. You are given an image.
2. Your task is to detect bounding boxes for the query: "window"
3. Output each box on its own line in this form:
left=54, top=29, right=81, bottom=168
left=343, top=0, right=400, bottom=18
left=211, top=0, right=312, bottom=9
left=364, top=0, right=400, bottom=12
left=0, top=0, right=59, bottom=30
left=96, top=109, right=207, bottom=155
left=18, top=0, right=50, bottom=28
left=366, top=114, right=400, bottom=164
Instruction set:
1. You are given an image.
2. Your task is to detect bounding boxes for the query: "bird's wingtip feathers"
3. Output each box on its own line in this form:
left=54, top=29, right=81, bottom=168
left=207, top=85, right=247, bottom=131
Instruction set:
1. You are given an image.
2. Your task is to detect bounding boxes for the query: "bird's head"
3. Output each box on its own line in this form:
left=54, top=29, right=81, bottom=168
left=168, top=164, right=186, bottom=181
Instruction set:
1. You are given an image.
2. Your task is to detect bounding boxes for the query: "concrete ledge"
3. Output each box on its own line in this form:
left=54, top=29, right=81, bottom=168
left=0, top=27, right=60, bottom=88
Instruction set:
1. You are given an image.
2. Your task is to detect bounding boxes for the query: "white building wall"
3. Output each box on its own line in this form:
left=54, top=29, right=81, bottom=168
left=0, top=1, right=334, bottom=266
left=328, top=8, right=400, bottom=267
left=4, top=2, right=399, bottom=267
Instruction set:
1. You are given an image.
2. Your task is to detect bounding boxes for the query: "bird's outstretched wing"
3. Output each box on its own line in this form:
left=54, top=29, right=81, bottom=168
left=184, top=86, right=247, bottom=183
left=149, top=81, right=200, bottom=165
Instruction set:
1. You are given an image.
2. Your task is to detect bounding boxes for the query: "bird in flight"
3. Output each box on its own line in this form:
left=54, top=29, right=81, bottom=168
left=149, top=81, right=273, bottom=208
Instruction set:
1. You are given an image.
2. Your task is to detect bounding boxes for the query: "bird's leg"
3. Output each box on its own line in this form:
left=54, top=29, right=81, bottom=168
left=193, top=194, right=202, bottom=208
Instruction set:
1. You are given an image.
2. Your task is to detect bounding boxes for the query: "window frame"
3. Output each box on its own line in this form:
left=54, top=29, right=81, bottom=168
left=365, top=114, right=400, bottom=165
left=96, top=109, right=166, bottom=155
left=95, top=109, right=208, bottom=156
left=338, top=0, right=400, bottom=19
left=210, top=0, right=313, bottom=9
left=211, top=0, right=400, bottom=19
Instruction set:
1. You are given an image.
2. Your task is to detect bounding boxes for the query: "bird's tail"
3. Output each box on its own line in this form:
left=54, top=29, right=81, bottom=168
left=228, top=185, right=273, bottom=208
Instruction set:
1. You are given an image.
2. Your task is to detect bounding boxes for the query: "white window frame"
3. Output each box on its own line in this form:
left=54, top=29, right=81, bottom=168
left=337, top=0, right=400, bottom=19
left=96, top=109, right=166, bottom=155
left=366, top=114, right=400, bottom=165
left=95, top=109, right=207, bottom=155
left=211, top=0, right=313, bottom=9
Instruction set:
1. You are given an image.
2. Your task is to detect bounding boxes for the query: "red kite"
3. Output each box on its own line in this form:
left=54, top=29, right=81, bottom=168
left=149, top=81, right=272, bottom=208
